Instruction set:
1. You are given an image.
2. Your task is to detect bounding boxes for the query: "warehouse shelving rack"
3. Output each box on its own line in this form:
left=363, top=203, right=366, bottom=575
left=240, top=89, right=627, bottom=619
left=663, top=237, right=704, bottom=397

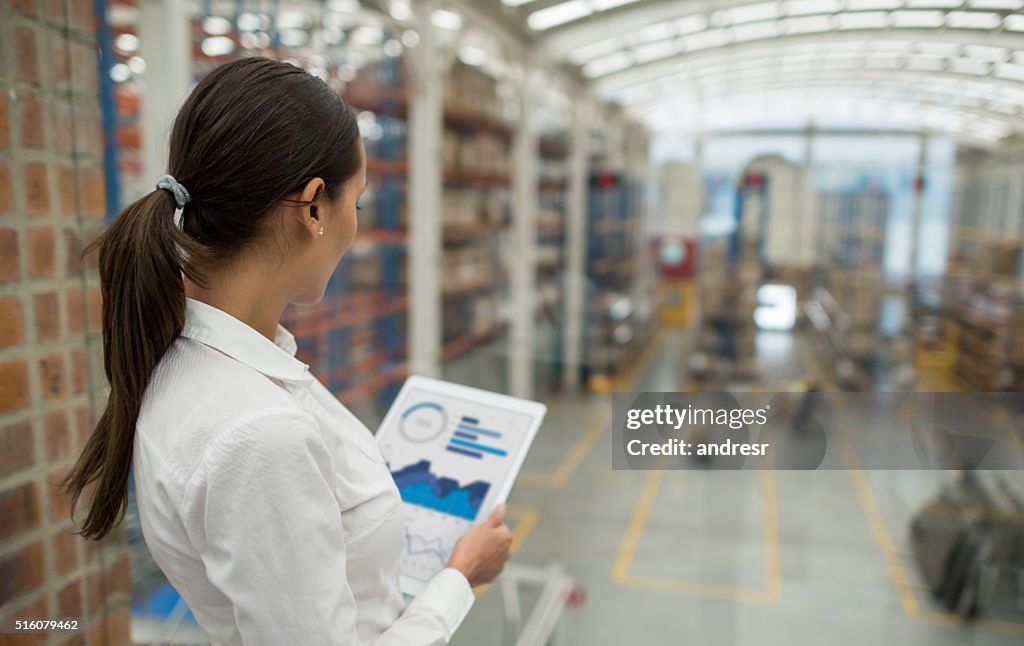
left=437, top=61, right=514, bottom=394
left=945, top=159, right=1024, bottom=391
left=581, top=164, right=651, bottom=385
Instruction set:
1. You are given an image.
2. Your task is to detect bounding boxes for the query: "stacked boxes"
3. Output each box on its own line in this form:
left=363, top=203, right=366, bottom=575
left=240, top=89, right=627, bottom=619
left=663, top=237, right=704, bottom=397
left=443, top=129, right=510, bottom=177
left=444, top=62, right=505, bottom=120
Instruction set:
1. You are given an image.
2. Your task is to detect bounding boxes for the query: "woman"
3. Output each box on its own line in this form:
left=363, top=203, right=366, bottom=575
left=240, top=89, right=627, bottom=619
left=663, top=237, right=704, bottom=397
left=63, top=57, right=512, bottom=645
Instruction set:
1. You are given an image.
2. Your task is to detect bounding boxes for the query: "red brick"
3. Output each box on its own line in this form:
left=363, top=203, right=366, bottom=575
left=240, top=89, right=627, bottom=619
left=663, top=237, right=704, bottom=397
left=87, top=620, right=104, bottom=646
left=66, top=285, right=83, bottom=335
left=0, top=94, right=8, bottom=148
left=13, top=0, right=37, bottom=16
left=39, top=353, right=66, bottom=401
left=0, top=296, right=23, bottom=348
left=57, top=579, right=82, bottom=618
left=58, top=165, right=76, bottom=216
left=0, top=360, right=31, bottom=413
left=71, top=348, right=86, bottom=395
left=27, top=227, right=56, bottom=278
left=86, top=287, right=101, bottom=334
left=14, top=26, right=41, bottom=86
left=33, top=291, right=60, bottom=341
left=79, top=167, right=106, bottom=217
left=44, top=411, right=70, bottom=461
left=47, top=468, right=71, bottom=522
left=0, top=164, right=11, bottom=213
left=18, top=90, right=45, bottom=148
left=65, top=228, right=82, bottom=277
left=105, top=553, right=130, bottom=598
left=24, top=163, right=50, bottom=216
left=68, top=0, right=94, bottom=37
left=108, top=604, right=131, bottom=646
left=0, top=482, right=40, bottom=543
left=52, top=527, right=79, bottom=577
left=0, top=228, right=20, bottom=283
left=0, top=420, right=34, bottom=478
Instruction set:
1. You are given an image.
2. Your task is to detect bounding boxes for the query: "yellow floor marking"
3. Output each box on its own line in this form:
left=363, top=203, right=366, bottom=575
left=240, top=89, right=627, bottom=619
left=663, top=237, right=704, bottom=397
left=841, top=431, right=1024, bottom=635
left=610, top=468, right=782, bottom=603
left=519, top=409, right=610, bottom=489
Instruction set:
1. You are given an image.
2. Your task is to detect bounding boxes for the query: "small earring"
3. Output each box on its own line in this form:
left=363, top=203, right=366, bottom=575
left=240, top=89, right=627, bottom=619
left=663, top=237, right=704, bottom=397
left=318, top=225, right=324, bottom=236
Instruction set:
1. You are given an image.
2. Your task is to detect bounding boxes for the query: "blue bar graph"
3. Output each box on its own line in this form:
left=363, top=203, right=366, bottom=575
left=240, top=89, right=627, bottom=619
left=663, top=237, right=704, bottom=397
left=460, top=416, right=479, bottom=425
left=453, top=431, right=477, bottom=440
left=456, top=423, right=502, bottom=438
left=447, top=446, right=482, bottom=459
left=449, top=437, right=508, bottom=457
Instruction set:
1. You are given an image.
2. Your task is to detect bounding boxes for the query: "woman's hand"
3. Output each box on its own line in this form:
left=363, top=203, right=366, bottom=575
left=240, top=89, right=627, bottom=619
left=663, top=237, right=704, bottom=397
left=446, top=503, right=513, bottom=587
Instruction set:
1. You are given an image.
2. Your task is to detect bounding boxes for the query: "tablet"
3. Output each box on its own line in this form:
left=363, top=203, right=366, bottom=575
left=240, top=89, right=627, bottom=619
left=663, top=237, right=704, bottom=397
left=376, top=375, right=547, bottom=596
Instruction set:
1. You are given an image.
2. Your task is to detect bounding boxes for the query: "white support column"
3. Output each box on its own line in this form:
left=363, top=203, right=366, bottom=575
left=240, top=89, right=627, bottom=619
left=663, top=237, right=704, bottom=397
left=140, top=0, right=191, bottom=181
left=509, top=67, right=541, bottom=398
left=561, top=99, right=589, bottom=391
left=408, top=0, right=445, bottom=378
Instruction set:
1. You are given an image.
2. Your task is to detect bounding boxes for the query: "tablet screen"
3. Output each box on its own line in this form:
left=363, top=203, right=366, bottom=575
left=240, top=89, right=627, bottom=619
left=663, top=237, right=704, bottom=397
left=376, top=377, right=545, bottom=592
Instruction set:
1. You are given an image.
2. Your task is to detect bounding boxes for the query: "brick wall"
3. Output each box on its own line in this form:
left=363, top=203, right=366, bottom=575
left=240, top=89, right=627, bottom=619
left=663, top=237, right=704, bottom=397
left=0, top=1, right=131, bottom=645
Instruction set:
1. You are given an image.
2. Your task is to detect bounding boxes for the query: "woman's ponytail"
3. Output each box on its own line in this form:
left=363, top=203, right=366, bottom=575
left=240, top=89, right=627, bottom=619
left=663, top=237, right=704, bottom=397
left=62, top=189, right=206, bottom=540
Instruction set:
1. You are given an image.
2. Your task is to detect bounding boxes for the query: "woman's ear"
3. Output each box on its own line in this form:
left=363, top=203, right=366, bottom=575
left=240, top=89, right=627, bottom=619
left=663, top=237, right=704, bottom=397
left=296, top=178, right=326, bottom=234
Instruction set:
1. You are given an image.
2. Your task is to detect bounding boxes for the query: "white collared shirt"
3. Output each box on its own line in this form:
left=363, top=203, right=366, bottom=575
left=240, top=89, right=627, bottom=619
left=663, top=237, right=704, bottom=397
left=132, top=298, right=475, bottom=646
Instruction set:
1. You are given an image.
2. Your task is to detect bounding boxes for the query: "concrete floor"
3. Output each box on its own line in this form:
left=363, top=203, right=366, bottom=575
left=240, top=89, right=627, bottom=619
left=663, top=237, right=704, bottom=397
left=449, top=329, right=1024, bottom=646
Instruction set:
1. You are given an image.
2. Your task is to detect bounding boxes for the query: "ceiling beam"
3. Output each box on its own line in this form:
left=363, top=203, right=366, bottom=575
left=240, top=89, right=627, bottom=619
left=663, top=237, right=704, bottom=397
left=613, top=65, right=1023, bottom=112
left=628, top=76, right=1021, bottom=129
left=651, top=124, right=1002, bottom=150
left=592, top=28, right=1024, bottom=92
left=541, top=0, right=1021, bottom=57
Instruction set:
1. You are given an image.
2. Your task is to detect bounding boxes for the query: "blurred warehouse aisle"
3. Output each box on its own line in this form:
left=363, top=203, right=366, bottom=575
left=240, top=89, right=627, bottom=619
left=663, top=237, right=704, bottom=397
left=455, top=329, right=1024, bottom=646
left=2, top=0, right=1024, bottom=644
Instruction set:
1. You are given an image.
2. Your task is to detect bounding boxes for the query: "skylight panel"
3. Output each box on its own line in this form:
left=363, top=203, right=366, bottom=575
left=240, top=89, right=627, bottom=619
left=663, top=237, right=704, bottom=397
left=890, top=10, right=945, bottom=28
left=528, top=1, right=591, bottom=30
left=946, top=11, right=1001, bottom=29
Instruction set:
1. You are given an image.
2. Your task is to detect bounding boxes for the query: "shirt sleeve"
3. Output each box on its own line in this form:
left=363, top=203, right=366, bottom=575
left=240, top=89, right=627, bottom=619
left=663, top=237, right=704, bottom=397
left=181, top=408, right=476, bottom=646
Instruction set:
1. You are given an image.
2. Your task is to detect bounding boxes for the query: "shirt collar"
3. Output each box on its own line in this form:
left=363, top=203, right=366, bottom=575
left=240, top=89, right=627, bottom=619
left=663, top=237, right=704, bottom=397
left=181, top=298, right=313, bottom=385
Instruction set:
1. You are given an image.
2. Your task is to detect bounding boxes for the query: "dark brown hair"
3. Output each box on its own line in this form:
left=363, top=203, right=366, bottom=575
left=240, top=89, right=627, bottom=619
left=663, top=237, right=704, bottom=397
left=63, top=56, right=361, bottom=540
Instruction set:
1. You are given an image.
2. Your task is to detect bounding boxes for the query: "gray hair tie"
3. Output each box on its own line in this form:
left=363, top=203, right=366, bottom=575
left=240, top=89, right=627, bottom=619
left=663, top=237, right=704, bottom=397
left=155, top=174, right=191, bottom=208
